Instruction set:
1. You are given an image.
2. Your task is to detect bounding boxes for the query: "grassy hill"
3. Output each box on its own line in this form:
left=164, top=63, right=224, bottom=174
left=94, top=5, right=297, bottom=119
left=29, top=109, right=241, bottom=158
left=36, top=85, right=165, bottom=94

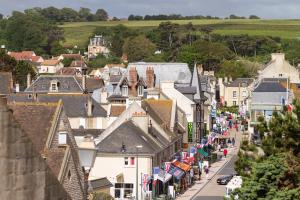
left=60, top=19, right=300, bottom=48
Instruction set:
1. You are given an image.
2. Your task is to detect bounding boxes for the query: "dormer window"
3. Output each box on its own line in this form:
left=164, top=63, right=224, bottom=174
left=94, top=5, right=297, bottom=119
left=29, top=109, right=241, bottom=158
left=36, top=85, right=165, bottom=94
left=138, top=85, right=144, bottom=96
left=58, top=131, right=67, bottom=145
left=50, top=80, right=59, bottom=92
left=122, top=85, right=128, bottom=96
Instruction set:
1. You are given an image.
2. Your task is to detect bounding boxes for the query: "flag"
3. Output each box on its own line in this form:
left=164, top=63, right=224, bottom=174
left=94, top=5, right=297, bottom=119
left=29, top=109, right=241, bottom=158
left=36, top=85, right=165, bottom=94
left=164, top=162, right=171, bottom=172
left=142, top=174, right=149, bottom=192
left=181, top=152, right=188, bottom=159
left=190, top=147, right=197, bottom=154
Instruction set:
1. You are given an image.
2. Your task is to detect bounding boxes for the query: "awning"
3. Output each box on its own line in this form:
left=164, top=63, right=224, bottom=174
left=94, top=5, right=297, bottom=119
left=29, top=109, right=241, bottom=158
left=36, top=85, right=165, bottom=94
left=172, top=160, right=191, bottom=172
left=198, top=148, right=208, bottom=157
left=157, top=170, right=172, bottom=183
left=168, top=166, right=185, bottom=180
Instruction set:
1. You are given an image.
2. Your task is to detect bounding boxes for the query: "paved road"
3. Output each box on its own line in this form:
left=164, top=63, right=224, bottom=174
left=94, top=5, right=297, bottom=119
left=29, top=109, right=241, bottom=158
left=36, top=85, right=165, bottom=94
left=193, top=130, right=241, bottom=200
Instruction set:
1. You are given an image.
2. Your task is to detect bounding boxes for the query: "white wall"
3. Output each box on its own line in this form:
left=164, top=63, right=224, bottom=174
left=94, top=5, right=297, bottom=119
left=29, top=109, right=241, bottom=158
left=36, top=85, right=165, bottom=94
left=68, top=117, right=109, bottom=129
left=89, top=155, right=152, bottom=200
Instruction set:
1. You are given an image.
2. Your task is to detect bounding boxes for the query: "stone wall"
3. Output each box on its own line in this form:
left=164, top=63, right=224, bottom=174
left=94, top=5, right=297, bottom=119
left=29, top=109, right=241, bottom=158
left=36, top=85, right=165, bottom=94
left=0, top=98, right=69, bottom=200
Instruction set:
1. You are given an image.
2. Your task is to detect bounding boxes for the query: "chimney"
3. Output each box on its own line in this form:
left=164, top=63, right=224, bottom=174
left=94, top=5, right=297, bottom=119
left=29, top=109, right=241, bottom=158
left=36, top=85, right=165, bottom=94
left=131, top=111, right=148, bottom=134
left=15, top=84, right=20, bottom=93
left=229, top=77, right=233, bottom=82
left=218, top=78, right=223, bottom=85
left=224, top=77, right=228, bottom=83
left=129, top=67, right=138, bottom=95
left=82, top=68, right=87, bottom=93
left=87, top=95, right=93, bottom=117
left=146, top=67, right=155, bottom=88
left=27, top=73, right=31, bottom=88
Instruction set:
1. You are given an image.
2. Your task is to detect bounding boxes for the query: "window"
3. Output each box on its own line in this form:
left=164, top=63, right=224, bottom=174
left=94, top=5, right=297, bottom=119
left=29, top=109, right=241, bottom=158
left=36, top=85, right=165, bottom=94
left=114, top=183, right=134, bottom=199
left=233, top=91, right=237, bottom=98
left=138, top=85, right=144, bottom=96
left=121, top=85, right=128, bottom=96
left=242, top=91, right=247, bottom=97
left=233, top=101, right=237, bottom=106
left=124, top=157, right=135, bottom=166
left=51, top=83, right=57, bottom=91
left=67, top=170, right=71, bottom=181
left=279, top=73, right=283, bottom=77
left=58, top=132, right=67, bottom=145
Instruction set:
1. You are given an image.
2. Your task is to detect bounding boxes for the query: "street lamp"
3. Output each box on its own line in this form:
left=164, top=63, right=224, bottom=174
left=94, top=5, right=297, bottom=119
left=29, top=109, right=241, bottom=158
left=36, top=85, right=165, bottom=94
left=78, top=135, right=97, bottom=198
left=136, top=145, right=143, bottom=200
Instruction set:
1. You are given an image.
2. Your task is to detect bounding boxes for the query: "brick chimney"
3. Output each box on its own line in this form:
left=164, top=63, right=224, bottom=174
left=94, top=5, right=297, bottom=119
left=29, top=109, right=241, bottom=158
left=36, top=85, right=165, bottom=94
left=146, top=67, right=155, bottom=88
left=129, top=67, right=138, bottom=95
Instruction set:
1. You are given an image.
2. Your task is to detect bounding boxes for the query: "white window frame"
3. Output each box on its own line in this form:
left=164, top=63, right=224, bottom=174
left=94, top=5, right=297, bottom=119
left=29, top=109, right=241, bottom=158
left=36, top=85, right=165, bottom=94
left=121, top=85, right=128, bottom=96
left=137, top=85, right=144, bottom=96
left=58, top=131, right=67, bottom=145
left=233, top=91, right=237, bottom=98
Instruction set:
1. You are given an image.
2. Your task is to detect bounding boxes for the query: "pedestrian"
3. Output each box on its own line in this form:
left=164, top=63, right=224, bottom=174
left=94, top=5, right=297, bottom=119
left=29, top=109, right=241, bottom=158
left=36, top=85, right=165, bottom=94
left=235, top=123, right=238, bottom=132
left=204, top=166, right=209, bottom=179
left=217, top=144, right=221, bottom=152
left=199, top=168, right=202, bottom=180
left=223, top=148, right=228, bottom=158
left=232, top=137, right=235, bottom=146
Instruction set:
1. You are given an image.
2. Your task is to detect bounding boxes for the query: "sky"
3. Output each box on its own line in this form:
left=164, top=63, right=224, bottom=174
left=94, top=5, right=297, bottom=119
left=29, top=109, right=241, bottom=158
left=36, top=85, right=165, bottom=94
left=0, top=0, right=300, bottom=19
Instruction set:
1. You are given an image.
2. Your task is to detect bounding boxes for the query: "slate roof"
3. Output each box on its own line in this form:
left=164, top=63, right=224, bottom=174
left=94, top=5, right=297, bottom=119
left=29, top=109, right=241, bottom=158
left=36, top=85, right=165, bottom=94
left=89, top=178, right=113, bottom=190
left=128, top=62, right=191, bottom=86
left=175, top=86, right=197, bottom=94
left=8, top=93, right=107, bottom=117
left=97, top=120, right=161, bottom=154
left=224, top=78, right=254, bottom=87
left=0, top=72, right=12, bottom=95
left=72, top=129, right=104, bottom=137
left=109, top=74, right=122, bottom=83
left=46, top=148, right=67, bottom=177
left=254, top=81, right=287, bottom=92
left=25, top=75, right=83, bottom=93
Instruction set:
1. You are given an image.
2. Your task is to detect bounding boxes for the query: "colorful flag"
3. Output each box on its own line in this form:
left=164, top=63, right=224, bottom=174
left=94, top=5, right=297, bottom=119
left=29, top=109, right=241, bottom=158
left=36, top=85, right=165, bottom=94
left=164, top=162, right=171, bottom=172
left=142, top=174, right=149, bottom=192
left=181, top=152, right=188, bottom=159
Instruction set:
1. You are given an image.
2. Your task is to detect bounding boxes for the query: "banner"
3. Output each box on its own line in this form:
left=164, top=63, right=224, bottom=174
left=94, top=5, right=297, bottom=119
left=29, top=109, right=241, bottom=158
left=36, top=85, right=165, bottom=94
left=164, top=162, right=171, bottom=172
left=188, top=122, right=193, bottom=142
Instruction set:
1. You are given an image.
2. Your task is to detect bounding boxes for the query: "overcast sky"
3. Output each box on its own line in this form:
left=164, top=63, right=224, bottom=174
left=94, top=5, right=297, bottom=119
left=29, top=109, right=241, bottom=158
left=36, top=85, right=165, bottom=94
left=0, top=0, right=300, bottom=19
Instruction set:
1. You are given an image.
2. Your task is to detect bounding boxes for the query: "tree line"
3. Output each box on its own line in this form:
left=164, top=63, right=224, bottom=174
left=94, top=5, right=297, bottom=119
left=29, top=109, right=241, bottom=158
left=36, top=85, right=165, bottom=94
left=128, top=14, right=260, bottom=21
left=1, top=7, right=109, bottom=23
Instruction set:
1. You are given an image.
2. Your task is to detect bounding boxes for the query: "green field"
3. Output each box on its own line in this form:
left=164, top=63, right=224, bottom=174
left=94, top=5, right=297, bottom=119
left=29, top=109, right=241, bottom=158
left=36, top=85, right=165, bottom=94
left=60, top=19, right=300, bottom=48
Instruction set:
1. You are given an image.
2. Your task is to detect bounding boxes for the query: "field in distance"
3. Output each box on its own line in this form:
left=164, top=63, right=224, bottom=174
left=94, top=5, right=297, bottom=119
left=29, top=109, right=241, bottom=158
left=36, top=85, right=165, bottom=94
left=59, top=19, right=300, bottom=48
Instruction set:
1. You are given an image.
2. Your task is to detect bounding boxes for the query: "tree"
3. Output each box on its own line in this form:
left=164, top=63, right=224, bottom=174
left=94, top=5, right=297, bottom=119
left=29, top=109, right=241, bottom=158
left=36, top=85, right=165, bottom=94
left=95, top=9, right=108, bottom=21
left=88, top=54, right=121, bottom=68
left=0, top=13, right=3, bottom=20
left=249, top=15, right=260, bottom=19
left=78, top=7, right=93, bottom=21
left=62, top=57, right=75, bottom=67
left=123, top=35, right=155, bottom=62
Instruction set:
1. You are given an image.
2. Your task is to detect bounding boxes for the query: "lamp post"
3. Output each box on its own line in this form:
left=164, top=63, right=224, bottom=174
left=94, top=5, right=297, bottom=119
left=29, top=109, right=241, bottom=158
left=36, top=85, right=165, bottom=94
left=78, top=135, right=97, bottom=199
left=136, top=145, right=143, bottom=200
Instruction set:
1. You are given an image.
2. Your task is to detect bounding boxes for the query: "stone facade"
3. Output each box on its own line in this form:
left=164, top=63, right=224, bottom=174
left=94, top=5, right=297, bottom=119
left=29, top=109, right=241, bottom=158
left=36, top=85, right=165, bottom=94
left=0, top=98, right=69, bottom=200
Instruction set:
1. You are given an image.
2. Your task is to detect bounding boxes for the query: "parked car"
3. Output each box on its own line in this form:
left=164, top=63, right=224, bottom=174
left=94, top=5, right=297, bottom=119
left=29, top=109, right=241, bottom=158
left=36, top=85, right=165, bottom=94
left=217, top=174, right=236, bottom=185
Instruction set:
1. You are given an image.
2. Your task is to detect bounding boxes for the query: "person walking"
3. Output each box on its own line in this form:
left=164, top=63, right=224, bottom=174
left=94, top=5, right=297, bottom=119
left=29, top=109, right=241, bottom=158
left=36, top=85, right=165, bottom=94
left=217, top=144, right=221, bottom=152
left=204, top=166, right=209, bottom=179
left=223, top=148, right=228, bottom=158
left=232, top=137, right=235, bottom=146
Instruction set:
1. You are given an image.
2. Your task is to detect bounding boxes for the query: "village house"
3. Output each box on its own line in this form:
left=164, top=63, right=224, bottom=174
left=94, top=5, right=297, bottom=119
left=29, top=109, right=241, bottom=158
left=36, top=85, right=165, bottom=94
left=88, top=35, right=110, bottom=59
left=8, top=51, right=44, bottom=64
left=1, top=98, right=86, bottom=199
left=90, top=101, right=182, bottom=200
left=39, top=59, right=64, bottom=74
left=258, top=53, right=300, bottom=83
left=58, top=53, right=84, bottom=61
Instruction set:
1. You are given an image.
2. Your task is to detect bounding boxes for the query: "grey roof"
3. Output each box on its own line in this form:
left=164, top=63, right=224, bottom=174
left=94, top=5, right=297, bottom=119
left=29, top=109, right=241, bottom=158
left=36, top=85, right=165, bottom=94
left=254, top=82, right=286, bottom=92
left=225, top=78, right=254, bottom=87
left=25, top=75, right=83, bottom=93
left=175, top=86, right=197, bottom=94
left=89, top=178, right=113, bottom=190
left=7, top=94, right=107, bottom=117
left=97, top=120, right=162, bottom=154
left=72, top=129, right=104, bottom=137
left=0, top=72, right=12, bottom=95
left=128, top=62, right=191, bottom=86
left=109, top=75, right=122, bottom=83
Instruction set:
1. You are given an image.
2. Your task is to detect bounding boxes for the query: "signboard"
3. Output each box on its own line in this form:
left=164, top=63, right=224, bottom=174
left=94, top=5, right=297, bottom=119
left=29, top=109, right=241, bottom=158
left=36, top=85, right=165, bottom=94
left=188, top=122, right=193, bottom=142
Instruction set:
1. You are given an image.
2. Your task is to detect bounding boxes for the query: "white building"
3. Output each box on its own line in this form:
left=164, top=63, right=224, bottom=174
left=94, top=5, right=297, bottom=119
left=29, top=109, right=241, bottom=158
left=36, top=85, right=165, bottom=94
left=39, top=59, right=64, bottom=74
left=88, top=35, right=110, bottom=59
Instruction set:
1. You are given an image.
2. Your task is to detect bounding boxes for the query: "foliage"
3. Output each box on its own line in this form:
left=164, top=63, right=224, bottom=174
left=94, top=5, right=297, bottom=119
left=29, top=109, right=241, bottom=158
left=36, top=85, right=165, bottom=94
left=256, top=116, right=269, bottom=140
left=89, top=192, right=114, bottom=200
left=62, top=57, right=75, bottom=67
left=95, top=9, right=109, bottom=21
left=249, top=15, right=260, bottom=19
left=218, top=106, right=238, bottom=114
left=123, top=35, right=156, bottom=62
left=2, top=11, right=64, bottom=55
left=88, top=54, right=121, bottom=69
left=0, top=50, right=36, bottom=89
left=177, top=40, right=235, bottom=70
left=282, top=39, right=300, bottom=66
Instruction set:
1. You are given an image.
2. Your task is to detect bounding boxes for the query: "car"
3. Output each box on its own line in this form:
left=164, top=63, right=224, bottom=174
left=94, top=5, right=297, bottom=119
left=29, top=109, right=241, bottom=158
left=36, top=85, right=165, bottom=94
left=217, top=174, right=235, bottom=185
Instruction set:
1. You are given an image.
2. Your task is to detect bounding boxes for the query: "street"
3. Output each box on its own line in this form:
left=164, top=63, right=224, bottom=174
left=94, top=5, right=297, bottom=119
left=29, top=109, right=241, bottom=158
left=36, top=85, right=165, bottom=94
left=193, top=129, right=241, bottom=200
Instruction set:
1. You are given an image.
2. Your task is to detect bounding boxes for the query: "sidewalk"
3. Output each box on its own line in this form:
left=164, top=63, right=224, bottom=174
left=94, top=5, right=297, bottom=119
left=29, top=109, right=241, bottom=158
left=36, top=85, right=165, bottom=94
left=176, top=130, right=241, bottom=200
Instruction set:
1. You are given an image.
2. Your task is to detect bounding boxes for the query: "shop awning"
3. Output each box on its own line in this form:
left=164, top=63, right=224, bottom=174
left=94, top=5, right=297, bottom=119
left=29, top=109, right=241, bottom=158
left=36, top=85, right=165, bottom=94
left=172, top=160, right=191, bottom=172
left=198, top=148, right=208, bottom=157
left=168, top=166, right=185, bottom=180
left=157, top=170, right=172, bottom=183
